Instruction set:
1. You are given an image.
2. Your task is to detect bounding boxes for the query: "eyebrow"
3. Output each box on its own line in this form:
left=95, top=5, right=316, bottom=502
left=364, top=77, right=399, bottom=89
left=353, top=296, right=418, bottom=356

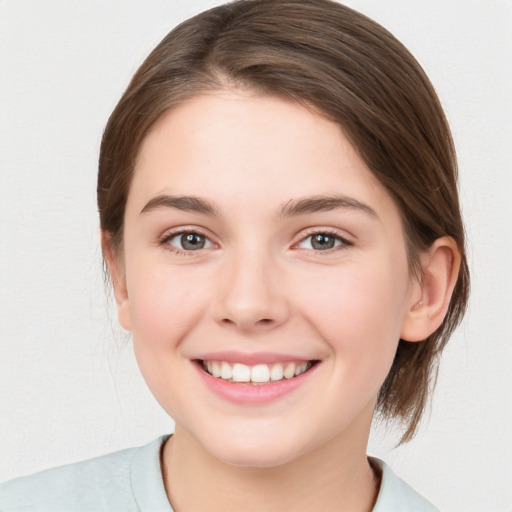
left=140, top=195, right=219, bottom=216
left=279, top=195, right=377, bottom=219
left=139, top=193, right=377, bottom=219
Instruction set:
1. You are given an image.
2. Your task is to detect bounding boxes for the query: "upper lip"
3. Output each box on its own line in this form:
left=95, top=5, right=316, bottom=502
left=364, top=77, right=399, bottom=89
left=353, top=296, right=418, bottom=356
left=193, top=351, right=318, bottom=366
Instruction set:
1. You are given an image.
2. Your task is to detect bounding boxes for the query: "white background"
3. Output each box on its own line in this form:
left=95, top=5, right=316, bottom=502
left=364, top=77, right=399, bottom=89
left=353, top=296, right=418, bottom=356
left=0, top=1, right=511, bottom=510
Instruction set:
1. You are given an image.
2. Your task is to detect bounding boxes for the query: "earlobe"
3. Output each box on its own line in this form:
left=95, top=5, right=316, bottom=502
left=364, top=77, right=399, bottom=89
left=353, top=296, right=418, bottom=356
left=101, top=231, right=132, bottom=331
left=401, top=237, right=461, bottom=342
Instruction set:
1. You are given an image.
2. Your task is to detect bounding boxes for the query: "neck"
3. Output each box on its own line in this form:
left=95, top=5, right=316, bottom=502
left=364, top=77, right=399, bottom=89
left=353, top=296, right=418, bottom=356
left=161, top=422, right=379, bottom=512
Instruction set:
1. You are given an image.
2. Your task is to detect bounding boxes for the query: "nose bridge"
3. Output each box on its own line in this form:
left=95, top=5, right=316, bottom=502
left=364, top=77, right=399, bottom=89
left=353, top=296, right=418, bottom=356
left=216, top=242, right=288, bottom=330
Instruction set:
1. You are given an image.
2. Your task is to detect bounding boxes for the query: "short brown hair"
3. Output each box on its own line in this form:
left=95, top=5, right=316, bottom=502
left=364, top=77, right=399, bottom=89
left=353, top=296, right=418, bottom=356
left=98, top=0, right=469, bottom=443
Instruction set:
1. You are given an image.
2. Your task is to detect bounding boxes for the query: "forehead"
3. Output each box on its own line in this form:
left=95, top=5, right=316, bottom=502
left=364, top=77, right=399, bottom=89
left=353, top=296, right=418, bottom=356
left=129, top=91, right=398, bottom=221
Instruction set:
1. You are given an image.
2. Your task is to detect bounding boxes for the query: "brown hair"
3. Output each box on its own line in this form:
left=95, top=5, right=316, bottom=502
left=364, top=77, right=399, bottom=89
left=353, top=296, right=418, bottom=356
left=98, top=0, right=469, bottom=443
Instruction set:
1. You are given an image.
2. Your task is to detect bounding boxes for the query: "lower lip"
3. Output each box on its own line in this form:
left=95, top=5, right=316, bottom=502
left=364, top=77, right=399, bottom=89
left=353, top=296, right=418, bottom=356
left=194, top=362, right=318, bottom=404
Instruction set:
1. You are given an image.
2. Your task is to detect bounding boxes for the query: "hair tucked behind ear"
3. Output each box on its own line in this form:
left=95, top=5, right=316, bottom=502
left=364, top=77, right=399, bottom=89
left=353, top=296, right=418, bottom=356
left=98, top=0, right=469, bottom=443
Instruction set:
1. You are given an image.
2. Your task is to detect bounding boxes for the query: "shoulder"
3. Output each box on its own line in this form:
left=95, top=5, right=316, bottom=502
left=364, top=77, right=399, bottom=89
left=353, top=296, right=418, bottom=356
left=371, top=458, right=440, bottom=512
left=0, top=435, right=172, bottom=512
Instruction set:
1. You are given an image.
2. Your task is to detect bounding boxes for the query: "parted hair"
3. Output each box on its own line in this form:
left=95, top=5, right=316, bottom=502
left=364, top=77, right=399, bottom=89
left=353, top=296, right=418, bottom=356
left=98, top=0, right=469, bottom=443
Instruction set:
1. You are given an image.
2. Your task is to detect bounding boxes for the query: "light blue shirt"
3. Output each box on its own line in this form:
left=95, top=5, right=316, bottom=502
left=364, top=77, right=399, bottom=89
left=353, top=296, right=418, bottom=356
left=0, top=435, right=439, bottom=511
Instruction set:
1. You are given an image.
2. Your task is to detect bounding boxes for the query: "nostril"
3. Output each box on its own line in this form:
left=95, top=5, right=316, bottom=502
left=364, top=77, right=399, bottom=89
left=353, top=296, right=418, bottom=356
left=220, top=317, right=279, bottom=330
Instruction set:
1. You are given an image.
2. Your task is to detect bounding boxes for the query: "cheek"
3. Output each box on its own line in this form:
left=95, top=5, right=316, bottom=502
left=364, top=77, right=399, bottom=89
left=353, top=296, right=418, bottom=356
left=126, top=264, right=208, bottom=351
left=293, top=259, right=410, bottom=377
left=125, top=264, right=210, bottom=413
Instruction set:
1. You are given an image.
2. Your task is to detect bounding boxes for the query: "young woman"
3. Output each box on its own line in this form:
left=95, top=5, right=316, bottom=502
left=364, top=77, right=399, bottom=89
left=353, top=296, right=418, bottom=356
left=1, top=1, right=470, bottom=510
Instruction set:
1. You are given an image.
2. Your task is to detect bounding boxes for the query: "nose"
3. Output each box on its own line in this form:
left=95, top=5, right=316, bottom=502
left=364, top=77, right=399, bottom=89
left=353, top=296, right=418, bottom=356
left=213, top=248, right=290, bottom=333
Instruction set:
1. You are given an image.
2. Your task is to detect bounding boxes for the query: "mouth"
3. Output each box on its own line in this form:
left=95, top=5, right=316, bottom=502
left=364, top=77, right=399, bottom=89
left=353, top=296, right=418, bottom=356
left=197, top=359, right=319, bottom=385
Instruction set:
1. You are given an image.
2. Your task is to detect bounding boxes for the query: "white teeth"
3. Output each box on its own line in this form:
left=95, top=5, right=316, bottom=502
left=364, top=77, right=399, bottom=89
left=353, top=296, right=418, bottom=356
left=232, top=363, right=251, bottom=382
left=295, top=362, right=308, bottom=376
left=270, top=363, right=284, bottom=381
left=203, top=360, right=314, bottom=384
left=211, top=361, right=221, bottom=378
left=220, top=362, right=233, bottom=380
left=283, top=363, right=296, bottom=379
left=251, top=364, right=270, bottom=383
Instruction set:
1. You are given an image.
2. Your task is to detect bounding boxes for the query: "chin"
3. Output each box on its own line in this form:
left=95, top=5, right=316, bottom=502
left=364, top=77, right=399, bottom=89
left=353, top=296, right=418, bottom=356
left=198, top=427, right=308, bottom=469
left=214, top=444, right=299, bottom=469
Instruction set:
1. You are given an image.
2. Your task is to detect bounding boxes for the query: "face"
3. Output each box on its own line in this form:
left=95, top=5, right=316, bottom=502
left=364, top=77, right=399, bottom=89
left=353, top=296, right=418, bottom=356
left=115, top=91, right=418, bottom=467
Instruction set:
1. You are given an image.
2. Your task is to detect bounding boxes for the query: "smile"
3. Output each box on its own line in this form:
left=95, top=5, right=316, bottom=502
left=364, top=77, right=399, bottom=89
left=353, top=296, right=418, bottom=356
left=194, top=356, right=320, bottom=404
left=201, top=360, right=315, bottom=384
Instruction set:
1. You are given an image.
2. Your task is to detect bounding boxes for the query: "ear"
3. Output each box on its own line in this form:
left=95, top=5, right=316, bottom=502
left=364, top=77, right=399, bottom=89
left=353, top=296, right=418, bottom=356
left=101, top=231, right=132, bottom=331
left=401, top=236, right=461, bottom=342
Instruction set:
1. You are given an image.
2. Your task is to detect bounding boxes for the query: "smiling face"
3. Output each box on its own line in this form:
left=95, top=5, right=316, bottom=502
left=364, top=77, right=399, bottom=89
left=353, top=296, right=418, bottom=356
left=111, top=90, right=420, bottom=467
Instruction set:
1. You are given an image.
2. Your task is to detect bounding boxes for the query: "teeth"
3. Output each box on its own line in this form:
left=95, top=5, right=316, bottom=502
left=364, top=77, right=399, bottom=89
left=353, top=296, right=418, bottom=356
left=283, top=363, right=296, bottom=379
left=211, top=361, right=221, bottom=378
left=295, top=362, right=308, bottom=376
left=232, top=363, right=251, bottom=382
left=270, top=363, right=284, bottom=381
left=202, top=360, right=313, bottom=384
left=251, top=364, right=270, bottom=383
left=220, top=362, right=233, bottom=380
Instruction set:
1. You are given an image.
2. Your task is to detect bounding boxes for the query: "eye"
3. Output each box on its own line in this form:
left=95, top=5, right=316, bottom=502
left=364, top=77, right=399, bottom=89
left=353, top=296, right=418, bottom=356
left=165, top=231, right=214, bottom=251
left=297, top=232, right=348, bottom=251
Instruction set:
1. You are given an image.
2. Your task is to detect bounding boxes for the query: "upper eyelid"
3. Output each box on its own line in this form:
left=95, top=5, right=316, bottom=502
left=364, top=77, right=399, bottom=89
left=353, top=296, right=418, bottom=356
left=294, top=227, right=354, bottom=244
left=160, top=230, right=217, bottom=255
left=158, top=226, right=354, bottom=248
left=160, top=226, right=216, bottom=242
left=293, top=232, right=354, bottom=256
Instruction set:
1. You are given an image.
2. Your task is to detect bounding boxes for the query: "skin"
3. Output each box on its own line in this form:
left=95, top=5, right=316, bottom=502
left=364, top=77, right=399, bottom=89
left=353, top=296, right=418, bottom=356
left=104, top=90, right=460, bottom=511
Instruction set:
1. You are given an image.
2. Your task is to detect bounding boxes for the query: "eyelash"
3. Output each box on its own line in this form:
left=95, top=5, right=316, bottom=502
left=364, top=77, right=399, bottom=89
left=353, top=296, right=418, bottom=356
left=159, top=229, right=215, bottom=256
left=293, top=229, right=353, bottom=254
left=159, top=228, right=353, bottom=256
